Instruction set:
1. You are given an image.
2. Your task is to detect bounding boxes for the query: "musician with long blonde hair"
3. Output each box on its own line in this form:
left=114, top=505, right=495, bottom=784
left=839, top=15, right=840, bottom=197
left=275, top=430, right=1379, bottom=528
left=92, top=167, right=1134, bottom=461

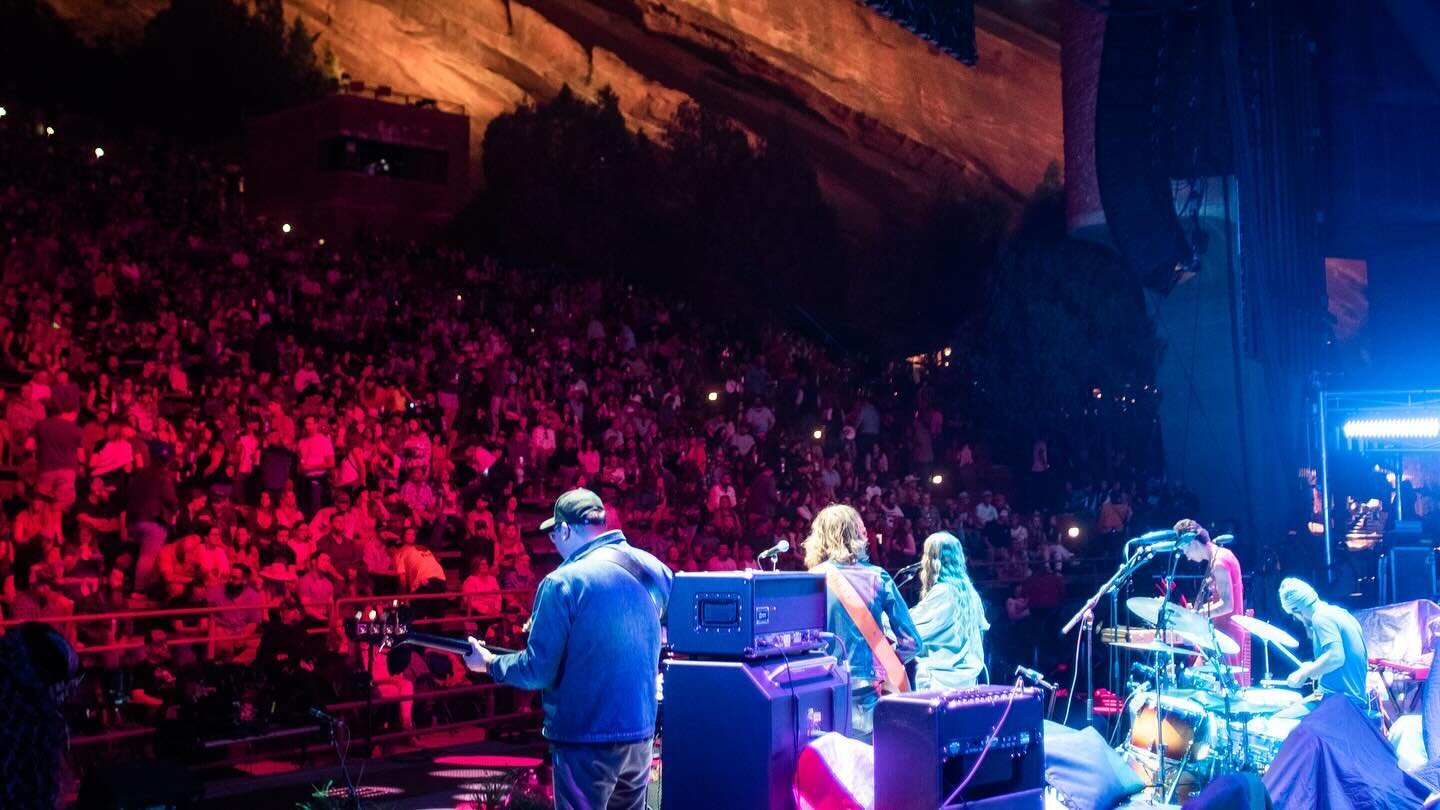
left=804, top=504, right=922, bottom=740
left=910, top=531, right=989, bottom=689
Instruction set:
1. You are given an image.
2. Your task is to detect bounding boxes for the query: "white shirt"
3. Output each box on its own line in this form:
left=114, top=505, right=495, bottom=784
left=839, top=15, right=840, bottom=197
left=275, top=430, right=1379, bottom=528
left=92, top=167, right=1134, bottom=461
left=975, top=503, right=999, bottom=525
left=297, top=433, right=335, bottom=473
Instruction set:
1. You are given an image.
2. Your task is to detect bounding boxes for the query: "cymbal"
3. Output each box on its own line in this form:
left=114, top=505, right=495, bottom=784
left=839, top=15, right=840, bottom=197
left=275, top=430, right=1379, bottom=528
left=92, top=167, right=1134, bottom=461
left=1127, top=597, right=1212, bottom=639
left=1176, top=627, right=1241, bottom=656
left=1111, top=640, right=1194, bottom=657
left=1232, top=614, right=1299, bottom=649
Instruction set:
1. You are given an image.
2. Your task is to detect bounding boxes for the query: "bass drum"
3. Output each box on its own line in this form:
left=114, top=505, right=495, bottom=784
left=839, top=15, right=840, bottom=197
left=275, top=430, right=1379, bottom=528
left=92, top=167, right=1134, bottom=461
left=1128, top=693, right=1215, bottom=762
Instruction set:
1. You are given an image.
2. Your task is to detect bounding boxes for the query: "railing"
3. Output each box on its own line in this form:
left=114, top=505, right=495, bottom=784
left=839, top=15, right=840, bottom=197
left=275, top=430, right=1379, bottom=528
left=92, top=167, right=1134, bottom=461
left=7, top=588, right=542, bottom=761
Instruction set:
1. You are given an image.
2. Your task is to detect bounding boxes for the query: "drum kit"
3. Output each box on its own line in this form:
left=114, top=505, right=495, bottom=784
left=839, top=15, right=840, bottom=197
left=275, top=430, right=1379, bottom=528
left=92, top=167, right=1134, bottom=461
left=1109, top=598, right=1308, bottom=801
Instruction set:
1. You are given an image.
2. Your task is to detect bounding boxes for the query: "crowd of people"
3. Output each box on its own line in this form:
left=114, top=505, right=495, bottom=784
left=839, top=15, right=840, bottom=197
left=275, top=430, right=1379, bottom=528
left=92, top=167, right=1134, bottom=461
left=0, top=105, right=1193, bottom=749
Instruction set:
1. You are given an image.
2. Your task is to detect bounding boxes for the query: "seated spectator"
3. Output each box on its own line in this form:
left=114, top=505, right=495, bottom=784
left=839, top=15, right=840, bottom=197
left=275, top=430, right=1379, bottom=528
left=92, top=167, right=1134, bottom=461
left=155, top=534, right=203, bottom=600
left=208, top=563, right=262, bottom=663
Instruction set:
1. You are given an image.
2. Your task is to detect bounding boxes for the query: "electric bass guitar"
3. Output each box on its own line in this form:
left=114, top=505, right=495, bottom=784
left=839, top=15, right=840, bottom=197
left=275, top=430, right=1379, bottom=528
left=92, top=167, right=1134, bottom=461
left=344, top=605, right=518, bottom=658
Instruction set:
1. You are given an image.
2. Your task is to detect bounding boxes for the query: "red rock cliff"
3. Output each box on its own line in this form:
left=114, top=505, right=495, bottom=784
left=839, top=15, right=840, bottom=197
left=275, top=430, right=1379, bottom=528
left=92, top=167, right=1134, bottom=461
left=49, top=0, right=1061, bottom=233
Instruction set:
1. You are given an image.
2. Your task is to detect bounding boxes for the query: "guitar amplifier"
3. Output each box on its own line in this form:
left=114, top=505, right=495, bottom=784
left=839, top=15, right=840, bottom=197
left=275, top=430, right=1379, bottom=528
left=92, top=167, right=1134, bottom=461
left=667, top=571, right=827, bottom=660
left=661, top=655, right=850, bottom=810
left=875, top=686, right=1046, bottom=810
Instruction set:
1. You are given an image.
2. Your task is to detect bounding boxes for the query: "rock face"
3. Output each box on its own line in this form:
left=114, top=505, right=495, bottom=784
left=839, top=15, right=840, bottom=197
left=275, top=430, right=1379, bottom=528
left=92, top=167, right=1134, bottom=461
left=49, top=0, right=1061, bottom=232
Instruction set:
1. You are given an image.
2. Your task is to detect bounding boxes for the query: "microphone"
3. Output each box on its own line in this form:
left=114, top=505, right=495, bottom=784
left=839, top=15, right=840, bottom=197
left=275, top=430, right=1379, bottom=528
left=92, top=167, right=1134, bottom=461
left=895, top=561, right=923, bottom=577
left=1131, top=529, right=1181, bottom=555
left=756, top=539, right=790, bottom=560
left=308, top=707, right=341, bottom=725
left=1014, top=665, right=1057, bottom=691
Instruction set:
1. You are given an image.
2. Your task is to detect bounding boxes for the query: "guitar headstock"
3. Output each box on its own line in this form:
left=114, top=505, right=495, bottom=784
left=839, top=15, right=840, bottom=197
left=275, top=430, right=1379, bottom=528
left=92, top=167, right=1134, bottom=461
left=344, top=601, right=414, bottom=650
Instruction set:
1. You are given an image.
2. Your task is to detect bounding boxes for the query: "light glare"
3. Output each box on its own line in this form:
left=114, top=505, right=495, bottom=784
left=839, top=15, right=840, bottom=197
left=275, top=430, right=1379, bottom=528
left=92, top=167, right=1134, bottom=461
left=1342, top=417, right=1440, bottom=439
left=282, top=223, right=292, bottom=233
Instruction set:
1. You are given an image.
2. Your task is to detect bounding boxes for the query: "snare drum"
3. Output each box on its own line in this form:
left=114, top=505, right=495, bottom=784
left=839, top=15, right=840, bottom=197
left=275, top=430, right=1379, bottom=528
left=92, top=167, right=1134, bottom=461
left=1235, top=687, right=1303, bottom=714
left=1129, top=694, right=1214, bottom=761
left=1245, top=715, right=1300, bottom=773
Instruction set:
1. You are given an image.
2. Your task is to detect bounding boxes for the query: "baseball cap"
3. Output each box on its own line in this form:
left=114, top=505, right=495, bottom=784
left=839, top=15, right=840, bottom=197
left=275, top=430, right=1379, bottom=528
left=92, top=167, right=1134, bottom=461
left=539, top=488, right=606, bottom=532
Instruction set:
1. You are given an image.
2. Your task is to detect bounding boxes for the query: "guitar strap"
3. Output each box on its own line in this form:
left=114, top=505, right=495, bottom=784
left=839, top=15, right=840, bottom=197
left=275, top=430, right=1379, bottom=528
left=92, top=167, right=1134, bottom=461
left=825, top=567, right=910, bottom=694
left=590, top=545, right=670, bottom=622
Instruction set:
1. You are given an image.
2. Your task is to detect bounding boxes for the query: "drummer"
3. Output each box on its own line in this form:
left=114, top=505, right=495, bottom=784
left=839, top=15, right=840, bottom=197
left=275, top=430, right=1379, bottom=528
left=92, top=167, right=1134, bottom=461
left=1274, top=577, right=1368, bottom=718
left=1177, top=519, right=1250, bottom=686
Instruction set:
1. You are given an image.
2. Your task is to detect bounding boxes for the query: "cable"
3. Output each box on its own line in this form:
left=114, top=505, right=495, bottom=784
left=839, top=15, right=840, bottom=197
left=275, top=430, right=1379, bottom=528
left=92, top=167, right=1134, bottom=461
left=780, top=648, right=801, bottom=767
left=1062, top=622, right=1084, bottom=726
left=942, top=680, right=1026, bottom=807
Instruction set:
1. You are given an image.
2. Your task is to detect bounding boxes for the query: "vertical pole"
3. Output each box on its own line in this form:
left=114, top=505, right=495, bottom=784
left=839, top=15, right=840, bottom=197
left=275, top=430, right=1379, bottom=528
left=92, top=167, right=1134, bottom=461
left=1318, top=392, right=1334, bottom=583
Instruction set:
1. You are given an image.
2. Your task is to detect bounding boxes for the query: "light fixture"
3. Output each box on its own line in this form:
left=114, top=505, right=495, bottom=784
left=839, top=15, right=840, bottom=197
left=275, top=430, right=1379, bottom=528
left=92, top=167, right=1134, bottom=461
left=813, top=429, right=823, bottom=440
left=281, top=223, right=292, bottom=234
left=707, top=391, right=719, bottom=402
left=1342, top=417, right=1440, bottom=439
left=1067, top=526, right=1081, bottom=540
left=0, top=106, right=7, bottom=117
left=94, top=147, right=104, bottom=158
left=930, top=473, right=943, bottom=485
left=45, top=125, right=54, bottom=136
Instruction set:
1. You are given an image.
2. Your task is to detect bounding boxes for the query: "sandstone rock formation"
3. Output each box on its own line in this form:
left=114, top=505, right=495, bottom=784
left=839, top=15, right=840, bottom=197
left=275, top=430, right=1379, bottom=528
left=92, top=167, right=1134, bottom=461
left=48, top=0, right=1061, bottom=233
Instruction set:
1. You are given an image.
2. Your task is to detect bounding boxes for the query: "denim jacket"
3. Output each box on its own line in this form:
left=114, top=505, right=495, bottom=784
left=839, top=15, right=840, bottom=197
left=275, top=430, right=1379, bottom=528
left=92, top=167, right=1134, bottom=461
left=814, top=561, right=923, bottom=686
left=489, top=531, right=674, bottom=744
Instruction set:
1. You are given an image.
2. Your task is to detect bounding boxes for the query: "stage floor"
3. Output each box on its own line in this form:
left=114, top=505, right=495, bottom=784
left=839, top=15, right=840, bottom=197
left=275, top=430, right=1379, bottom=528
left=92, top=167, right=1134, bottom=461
left=201, top=732, right=550, bottom=809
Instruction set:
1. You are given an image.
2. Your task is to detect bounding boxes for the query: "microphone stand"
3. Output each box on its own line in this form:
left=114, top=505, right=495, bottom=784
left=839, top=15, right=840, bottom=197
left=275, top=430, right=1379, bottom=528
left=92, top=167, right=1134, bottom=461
left=1061, top=547, right=1157, bottom=728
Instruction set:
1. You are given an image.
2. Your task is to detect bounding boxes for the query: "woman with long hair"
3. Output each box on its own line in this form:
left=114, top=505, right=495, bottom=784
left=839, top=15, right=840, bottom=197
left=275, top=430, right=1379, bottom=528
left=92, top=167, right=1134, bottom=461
left=804, top=504, right=922, bottom=740
left=911, top=531, right=990, bottom=689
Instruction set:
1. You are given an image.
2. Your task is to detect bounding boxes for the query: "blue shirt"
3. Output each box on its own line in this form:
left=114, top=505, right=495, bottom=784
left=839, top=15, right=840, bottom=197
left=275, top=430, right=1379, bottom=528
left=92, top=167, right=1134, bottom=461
left=814, top=561, right=923, bottom=685
left=911, top=580, right=989, bottom=690
left=1308, top=601, right=1368, bottom=707
left=489, top=531, right=673, bottom=744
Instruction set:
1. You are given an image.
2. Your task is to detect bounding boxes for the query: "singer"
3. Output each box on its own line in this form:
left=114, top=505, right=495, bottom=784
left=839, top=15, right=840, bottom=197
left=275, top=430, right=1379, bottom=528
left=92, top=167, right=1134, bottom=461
left=908, top=532, right=988, bottom=689
left=1177, top=519, right=1250, bottom=685
left=804, top=504, right=922, bottom=741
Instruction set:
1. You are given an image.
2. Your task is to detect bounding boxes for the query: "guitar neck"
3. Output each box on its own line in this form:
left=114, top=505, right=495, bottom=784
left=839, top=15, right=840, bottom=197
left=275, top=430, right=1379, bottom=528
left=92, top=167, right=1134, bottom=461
left=396, top=631, right=519, bottom=658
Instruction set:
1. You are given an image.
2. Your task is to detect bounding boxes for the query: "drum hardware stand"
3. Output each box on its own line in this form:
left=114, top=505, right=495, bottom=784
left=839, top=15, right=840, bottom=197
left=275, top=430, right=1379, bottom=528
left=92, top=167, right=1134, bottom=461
left=1148, top=546, right=1185, bottom=793
left=1064, top=546, right=1159, bottom=729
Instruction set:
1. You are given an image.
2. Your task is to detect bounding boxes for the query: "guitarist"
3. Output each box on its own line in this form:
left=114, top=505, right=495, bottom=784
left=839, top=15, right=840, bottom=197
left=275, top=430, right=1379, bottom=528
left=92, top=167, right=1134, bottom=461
left=1274, top=577, right=1368, bottom=718
left=803, top=504, right=923, bottom=741
left=463, top=488, right=672, bottom=810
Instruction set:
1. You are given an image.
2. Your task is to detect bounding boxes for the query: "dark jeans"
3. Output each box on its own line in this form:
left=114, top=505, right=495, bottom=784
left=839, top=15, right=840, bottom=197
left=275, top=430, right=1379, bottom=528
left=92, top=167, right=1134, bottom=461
left=551, top=738, right=653, bottom=810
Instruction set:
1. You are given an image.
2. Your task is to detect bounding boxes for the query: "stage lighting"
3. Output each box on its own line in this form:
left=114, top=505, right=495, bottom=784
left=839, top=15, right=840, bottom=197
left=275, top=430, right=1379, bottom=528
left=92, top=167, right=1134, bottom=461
left=930, top=473, right=943, bottom=485
left=944, top=347, right=953, bottom=357
left=0, top=106, right=7, bottom=117
left=281, top=223, right=292, bottom=234
left=45, top=125, right=54, bottom=136
left=1067, top=526, right=1081, bottom=540
left=707, top=391, right=719, bottom=402
left=1342, top=417, right=1440, bottom=439
left=94, top=147, right=104, bottom=158
left=813, top=429, right=823, bottom=440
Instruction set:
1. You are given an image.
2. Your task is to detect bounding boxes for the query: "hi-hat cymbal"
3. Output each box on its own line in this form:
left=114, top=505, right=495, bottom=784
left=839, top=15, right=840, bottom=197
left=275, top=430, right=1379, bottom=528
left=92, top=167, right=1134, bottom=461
left=1127, top=597, right=1212, bottom=638
left=1111, top=639, right=1193, bottom=657
left=1232, top=614, right=1299, bottom=649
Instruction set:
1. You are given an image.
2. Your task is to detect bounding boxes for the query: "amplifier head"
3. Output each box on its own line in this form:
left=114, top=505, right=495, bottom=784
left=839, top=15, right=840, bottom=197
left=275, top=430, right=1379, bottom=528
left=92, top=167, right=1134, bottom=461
left=667, top=571, right=828, bottom=659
